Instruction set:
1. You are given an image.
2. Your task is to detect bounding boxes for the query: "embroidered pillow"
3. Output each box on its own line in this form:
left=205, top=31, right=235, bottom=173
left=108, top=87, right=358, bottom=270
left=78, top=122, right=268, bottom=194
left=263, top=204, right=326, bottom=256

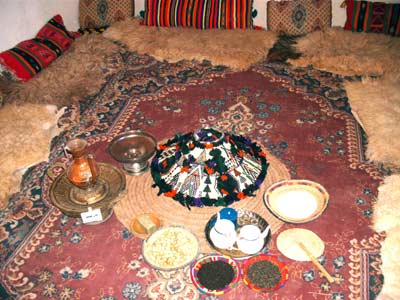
left=267, top=0, right=332, bottom=35
left=36, top=15, right=76, bottom=52
left=0, top=15, right=75, bottom=81
left=344, top=0, right=400, bottom=37
left=143, top=0, right=254, bottom=29
left=79, top=0, right=135, bottom=29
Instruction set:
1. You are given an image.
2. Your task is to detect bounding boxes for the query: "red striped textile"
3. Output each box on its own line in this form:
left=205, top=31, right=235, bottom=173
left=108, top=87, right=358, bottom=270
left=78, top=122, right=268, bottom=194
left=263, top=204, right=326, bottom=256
left=36, top=15, right=75, bottom=52
left=344, top=0, right=400, bottom=37
left=143, top=0, right=253, bottom=29
left=0, top=15, right=75, bottom=81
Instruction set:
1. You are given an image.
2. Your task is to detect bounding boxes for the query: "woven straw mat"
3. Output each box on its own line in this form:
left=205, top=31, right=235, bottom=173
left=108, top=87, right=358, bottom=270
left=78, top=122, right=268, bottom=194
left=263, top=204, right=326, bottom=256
left=114, top=153, right=290, bottom=253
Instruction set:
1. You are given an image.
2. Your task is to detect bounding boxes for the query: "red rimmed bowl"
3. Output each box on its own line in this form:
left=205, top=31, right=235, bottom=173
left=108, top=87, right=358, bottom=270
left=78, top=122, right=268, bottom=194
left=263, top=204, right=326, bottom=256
left=190, top=254, right=240, bottom=296
left=242, top=254, right=288, bottom=292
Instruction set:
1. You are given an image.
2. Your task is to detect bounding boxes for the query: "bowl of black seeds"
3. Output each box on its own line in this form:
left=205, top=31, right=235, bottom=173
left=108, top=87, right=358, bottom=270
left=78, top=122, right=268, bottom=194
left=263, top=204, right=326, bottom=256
left=190, top=254, right=240, bottom=295
left=242, top=254, right=289, bottom=292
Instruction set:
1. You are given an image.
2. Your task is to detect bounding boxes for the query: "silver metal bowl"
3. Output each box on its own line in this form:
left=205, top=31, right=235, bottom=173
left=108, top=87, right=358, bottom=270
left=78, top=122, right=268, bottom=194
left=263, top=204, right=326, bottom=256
left=108, top=130, right=157, bottom=175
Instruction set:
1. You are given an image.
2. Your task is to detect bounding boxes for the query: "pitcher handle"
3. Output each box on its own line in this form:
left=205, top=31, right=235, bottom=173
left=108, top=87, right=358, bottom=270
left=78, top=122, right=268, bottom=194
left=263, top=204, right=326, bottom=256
left=47, top=162, right=67, bottom=181
left=87, top=154, right=98, bottom=184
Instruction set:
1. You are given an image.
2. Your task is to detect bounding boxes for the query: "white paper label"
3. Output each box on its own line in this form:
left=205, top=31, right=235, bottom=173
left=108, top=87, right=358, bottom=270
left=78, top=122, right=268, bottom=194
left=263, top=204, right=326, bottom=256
left=81, top=207, right=103, bottom=224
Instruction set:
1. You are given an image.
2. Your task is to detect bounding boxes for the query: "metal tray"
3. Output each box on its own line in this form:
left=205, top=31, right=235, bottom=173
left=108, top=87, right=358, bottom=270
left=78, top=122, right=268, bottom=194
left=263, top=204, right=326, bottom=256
left=49, top=163, right=126, bottom=222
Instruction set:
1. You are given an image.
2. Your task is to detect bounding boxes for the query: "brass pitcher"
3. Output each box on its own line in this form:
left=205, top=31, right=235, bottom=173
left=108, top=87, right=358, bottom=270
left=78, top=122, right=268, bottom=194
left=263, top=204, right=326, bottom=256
left=64, top=138, right=99, bottom=189
left=48, top=138, right=111, bottom=207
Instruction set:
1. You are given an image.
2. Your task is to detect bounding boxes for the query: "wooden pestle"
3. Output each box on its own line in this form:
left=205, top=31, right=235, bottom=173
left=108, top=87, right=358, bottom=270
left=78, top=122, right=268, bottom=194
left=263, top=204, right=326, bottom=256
left=298, top=242, right=334, bottom=283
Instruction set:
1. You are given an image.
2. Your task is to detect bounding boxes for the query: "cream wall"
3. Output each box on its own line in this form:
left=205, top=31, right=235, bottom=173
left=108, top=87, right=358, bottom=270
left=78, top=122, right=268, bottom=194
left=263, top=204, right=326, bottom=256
left=0, top=0, right=398, bottom=52
left=0, top=0, right=79, bottom=52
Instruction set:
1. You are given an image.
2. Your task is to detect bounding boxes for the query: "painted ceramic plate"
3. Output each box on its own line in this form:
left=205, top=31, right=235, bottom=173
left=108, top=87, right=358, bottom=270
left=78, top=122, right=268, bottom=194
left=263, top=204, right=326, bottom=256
left=142, top=226, right=200, bottom=271
left=190, top=254, right=240, bottom=296
left=263, top=180, right=329, bottom=224
left=242, top=254, right=288, bottom=292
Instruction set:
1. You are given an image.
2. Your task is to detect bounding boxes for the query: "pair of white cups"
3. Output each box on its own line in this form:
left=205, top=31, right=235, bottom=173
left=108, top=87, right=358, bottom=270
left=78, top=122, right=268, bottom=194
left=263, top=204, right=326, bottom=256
left=210, top=213, right=270, bottom=255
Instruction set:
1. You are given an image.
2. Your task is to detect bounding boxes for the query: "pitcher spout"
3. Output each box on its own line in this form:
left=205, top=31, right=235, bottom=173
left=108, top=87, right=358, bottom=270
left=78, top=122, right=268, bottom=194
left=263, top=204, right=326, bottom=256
left=261, top=225, right=271, bottom=239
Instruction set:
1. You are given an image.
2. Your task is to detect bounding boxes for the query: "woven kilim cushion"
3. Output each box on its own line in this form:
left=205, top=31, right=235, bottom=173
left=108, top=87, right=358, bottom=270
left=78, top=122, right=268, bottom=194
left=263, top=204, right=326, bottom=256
left=267, top=0, right=332, bottom=35
left=0, top=15, right=75, bottom=81
left=36, top=15, right=77, bottom=53
left=344, top=0, right=400, bottom=37
left=143, top=0, right=254, bottom=29
left=79, top=0, right=135, bottom=29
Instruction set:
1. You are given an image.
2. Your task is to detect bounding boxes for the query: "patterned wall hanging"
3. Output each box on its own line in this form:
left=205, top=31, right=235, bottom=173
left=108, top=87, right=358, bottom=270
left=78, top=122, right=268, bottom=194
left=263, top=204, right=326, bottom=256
left=151, top=128, right=269, bottom=208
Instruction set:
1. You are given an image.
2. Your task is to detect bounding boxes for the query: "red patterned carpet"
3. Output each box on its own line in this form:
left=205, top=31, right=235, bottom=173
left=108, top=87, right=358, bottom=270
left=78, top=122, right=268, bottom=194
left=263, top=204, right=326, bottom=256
left=0, top=53, right=385, bottom=300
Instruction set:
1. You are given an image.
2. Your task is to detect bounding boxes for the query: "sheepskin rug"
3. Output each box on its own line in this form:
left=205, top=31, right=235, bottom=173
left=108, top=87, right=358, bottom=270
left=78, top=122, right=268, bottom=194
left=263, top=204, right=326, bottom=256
left=288, top=28, right=400, bottom=169
left=344, top=74, right=400, bottom=169
left=0, top=104, right=64, bottom=209
left=289, top=27, right=400, bottom=77
left=373, top=175, right=400, bottom=300
left=2, top=33, right=124, bottom=108
left=104, top=18, right=277, bottom=71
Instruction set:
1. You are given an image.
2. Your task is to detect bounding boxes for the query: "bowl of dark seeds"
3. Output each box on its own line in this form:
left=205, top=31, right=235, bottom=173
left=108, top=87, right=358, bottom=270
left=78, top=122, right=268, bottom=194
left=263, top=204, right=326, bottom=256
left=242, top=254, right=288, bottom=292
left=190, top=254, right=240, bottom=296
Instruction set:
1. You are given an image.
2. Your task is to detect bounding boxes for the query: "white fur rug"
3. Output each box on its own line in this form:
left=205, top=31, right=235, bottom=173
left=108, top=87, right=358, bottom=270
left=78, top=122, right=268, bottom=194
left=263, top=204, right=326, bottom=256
left=0, top=104, right=64, bottom=209
left=104, top=18, right=277, bottom=70
left=289, top=27, right=400, bottom=77
left=289, top=28, right=400, bottom=170
left=344, top=74, right=400, bottom=170
left=373, top=174, right=400, bottom=300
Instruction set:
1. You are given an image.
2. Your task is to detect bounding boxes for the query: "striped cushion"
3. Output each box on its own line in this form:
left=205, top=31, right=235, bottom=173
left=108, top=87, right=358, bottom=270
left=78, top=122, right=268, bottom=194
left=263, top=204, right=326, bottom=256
left=344, top=0, right=400, bottom=37
left=0, top=15, right=75, bottom=81
left=36, top=15, right=77, bottom=52
left=143, top=0, right=253, bottom=29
